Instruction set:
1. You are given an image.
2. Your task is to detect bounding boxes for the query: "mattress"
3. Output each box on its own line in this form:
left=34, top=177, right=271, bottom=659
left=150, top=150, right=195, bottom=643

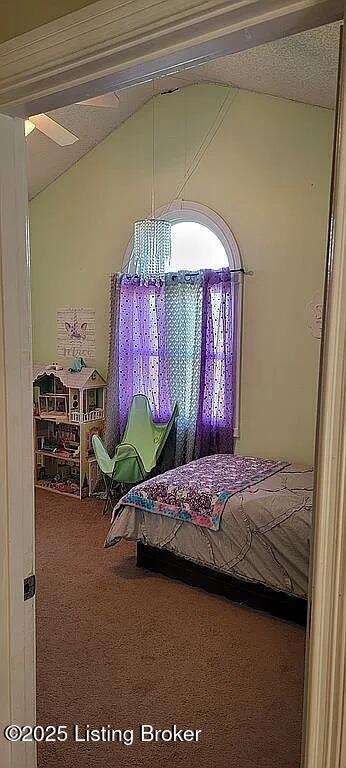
left=105, top=463, right=313, bottom=599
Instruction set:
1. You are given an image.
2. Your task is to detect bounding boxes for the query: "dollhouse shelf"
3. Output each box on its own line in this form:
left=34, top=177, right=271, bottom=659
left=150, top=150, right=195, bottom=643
left=35, top=449, right=80, bottom=464
left=33, top=364, right=106, bottom=499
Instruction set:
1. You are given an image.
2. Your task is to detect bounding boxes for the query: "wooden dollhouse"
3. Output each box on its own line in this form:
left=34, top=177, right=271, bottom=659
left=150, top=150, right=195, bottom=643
left=33, top=363, right=106, bottom=498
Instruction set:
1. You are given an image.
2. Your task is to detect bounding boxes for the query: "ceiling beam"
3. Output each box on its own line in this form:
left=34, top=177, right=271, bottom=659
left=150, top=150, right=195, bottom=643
left=0, top=0, right=343, bottom=116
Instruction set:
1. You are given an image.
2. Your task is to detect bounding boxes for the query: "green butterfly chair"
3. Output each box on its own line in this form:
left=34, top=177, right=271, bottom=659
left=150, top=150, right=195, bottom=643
left=92, top=394, right=177, bottom=514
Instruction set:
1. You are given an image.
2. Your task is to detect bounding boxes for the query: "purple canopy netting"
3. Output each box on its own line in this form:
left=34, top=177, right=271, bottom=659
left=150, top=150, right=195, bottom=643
left=105, top=268, right=239, bottom=462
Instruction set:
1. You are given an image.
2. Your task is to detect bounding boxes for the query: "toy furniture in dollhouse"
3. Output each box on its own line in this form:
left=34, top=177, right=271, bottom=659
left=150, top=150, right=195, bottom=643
left=33, top=364, right=106, bottom=498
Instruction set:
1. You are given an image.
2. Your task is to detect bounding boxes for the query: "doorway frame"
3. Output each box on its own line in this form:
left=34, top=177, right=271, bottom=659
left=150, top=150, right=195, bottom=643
left=1, top=2, right=346, bottom=767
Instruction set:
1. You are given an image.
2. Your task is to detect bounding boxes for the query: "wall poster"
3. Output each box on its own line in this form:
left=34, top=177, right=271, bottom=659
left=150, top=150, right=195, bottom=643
left=57, top=307, right=96, bottom=359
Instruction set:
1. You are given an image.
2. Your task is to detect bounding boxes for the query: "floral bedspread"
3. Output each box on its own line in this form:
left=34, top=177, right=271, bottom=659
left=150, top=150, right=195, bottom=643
left=117, top=455, right=289, bottom=530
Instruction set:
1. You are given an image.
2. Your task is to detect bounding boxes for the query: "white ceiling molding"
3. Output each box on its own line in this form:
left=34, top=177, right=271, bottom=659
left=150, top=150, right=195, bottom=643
left=0, top=0, right=343, bottom=117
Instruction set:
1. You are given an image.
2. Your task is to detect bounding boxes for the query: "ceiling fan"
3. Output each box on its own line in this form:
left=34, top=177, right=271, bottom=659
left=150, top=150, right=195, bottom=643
left=25, top=92, right=120, bottom=146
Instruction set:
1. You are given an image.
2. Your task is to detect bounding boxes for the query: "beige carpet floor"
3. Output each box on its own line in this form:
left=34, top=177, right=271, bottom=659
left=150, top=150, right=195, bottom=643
left=36, top=489, right=305, bottom=768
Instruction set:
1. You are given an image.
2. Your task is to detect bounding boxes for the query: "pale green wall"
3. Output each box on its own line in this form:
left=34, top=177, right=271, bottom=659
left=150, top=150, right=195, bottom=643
left=30, top=84, right=334, bottom=464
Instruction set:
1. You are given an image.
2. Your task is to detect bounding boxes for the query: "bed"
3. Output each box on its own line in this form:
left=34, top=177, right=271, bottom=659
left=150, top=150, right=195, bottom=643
left=105, top=456, right=313, bottom=625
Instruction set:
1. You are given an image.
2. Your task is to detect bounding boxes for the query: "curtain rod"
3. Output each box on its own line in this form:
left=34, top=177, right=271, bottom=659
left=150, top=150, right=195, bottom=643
left=167, top=267, right=254, bottom=276
left=110, top=267, right=254, bottom=277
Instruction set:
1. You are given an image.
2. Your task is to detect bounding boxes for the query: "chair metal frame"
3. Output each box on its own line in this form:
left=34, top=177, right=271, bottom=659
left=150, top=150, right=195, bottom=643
left=101, top=444, right=146, bottom=515
left=96, top=396, right=177, bottom=514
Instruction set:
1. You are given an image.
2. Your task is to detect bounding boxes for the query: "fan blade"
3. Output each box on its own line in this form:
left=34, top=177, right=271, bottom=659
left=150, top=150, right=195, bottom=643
left=30, top=114, right=79, bottom=146
left=25, top=119, right=36, bottom=137
left=77, top=93, right=119, bottom=108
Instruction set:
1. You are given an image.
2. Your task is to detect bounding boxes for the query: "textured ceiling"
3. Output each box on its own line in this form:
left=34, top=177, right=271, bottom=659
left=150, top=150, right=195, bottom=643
left=180, top=22, right=340, bottom=108
left=27, top=21, right=340, bottom=200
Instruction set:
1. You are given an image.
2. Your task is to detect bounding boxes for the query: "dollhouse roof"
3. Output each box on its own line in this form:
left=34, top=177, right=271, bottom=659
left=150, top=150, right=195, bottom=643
left=33, top=364, right=106, bottom=389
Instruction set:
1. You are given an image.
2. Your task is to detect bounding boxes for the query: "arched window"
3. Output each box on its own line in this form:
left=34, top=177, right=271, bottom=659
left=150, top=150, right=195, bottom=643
left=170, top=221, right=228, bottom=271
left=124, top=201, right=242, bottom=439
left=125, top=201, right=242, bottom=274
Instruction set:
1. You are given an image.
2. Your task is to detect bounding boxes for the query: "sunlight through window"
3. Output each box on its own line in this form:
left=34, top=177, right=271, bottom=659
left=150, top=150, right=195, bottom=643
left=168, top=221, right=228, bottom=272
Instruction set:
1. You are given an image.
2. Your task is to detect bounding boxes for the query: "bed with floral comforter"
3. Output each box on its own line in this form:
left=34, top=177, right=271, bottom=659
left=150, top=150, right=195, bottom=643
left=105, top=456, right=313, bottom=599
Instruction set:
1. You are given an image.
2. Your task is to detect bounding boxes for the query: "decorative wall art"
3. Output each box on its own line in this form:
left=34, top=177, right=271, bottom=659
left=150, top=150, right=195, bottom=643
left=307, top=295, right=323, bottom=340
left=57, top=308, right=96, bottom=358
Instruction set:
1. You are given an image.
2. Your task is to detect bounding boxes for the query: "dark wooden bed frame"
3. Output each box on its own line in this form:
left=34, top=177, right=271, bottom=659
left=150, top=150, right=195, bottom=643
left=136, top=542, right=307, bottom=626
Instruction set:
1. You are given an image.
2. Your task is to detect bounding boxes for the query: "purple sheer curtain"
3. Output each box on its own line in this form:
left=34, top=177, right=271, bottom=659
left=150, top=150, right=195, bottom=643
left=194, top=269, right=239, bottom=457
left=105, top=268, right=239, bottom=461
left=117, top=274, right=171, bottom=433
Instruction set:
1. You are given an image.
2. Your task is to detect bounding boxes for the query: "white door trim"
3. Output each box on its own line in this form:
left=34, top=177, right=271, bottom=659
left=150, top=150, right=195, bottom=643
left=0, top=116, right=36, bottom=768
left=0, top=0, right=342, bottom=115
left=303, top=27, right=346, bottom=767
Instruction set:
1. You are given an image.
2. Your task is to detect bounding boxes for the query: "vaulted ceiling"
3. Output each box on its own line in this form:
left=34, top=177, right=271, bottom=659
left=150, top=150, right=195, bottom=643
left=27, top=21, right=340, bottom=200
